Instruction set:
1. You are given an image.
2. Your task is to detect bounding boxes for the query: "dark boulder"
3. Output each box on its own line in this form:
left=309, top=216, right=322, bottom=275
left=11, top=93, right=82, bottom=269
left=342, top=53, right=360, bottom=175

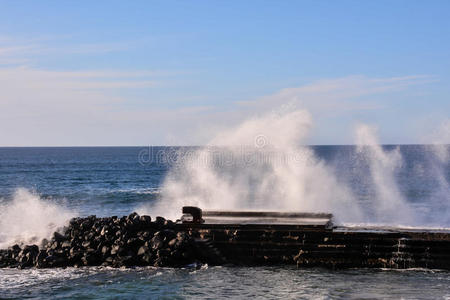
left=0, top=212, right=202, bottom=269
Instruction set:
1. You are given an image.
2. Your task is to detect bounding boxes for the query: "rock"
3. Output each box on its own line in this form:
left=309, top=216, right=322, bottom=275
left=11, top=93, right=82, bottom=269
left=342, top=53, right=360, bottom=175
left=0, top=212, right=201, bottom=269
left=110, top=245, right=122, bottom=256
left=168, top=238, right=177, bottom=248
left=157, top=248, right=170, bottom=258
left=61, top=241, right=71, bottom=248
left=162, top=229, right=176, bottom=242
left=11, top=244, right=21, bottom=253
left=126, top=238, right=143, bottom=250
left=100, top=226, right=109, bottom=236
left=119, top=255, right=136, bottom=266
left=155, top=216, right=166, bottom=228
left=53, top=232, right=66, bottom=242
left=164, top=220, right=175, bottom=229
left=128, top=212, right=139, bottom=220
left=101, top=246, right=110, bottom=256
left=140, top=231, right=151, bottom=240
left=81, top=241, right=91, bottom=249
left=82, top=251, right=101, bottom=266
left=50, top=241, right=59, bottom=250
left=142, top=254, right=153, bottom=264
left=35, top=250, right=47, bottom=268
left=69, top=247, right=79, bottom=256
left=150, top=235, right=164, bottom=250
left=23, top=245, right=39, bottom=254
left=137, top=246, right=149, bottom=256
left=140, top=215, right=151, bottom=225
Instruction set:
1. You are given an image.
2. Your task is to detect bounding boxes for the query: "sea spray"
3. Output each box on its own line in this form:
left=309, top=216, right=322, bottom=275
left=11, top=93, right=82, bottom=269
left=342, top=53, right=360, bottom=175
left=139, top=109, right=449, bottom=227
left=0, top=188, right=76, bottom=248
left=423, top=120, right=450, bottom=226
left=354, top=125, right=416, bottom=225
left=142, top=108, right=363, bottom=223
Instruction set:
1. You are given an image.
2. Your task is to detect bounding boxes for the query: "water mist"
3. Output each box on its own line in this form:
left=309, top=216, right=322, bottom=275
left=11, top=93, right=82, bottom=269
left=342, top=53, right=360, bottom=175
left=143, top=108, right=363, bottom=223
left=0, top=189, right=76, bottom=248
left=354, top=125, right=416, bottom=225
left=140, top=109, right=449, bottom=228
left=424, top=120, right=450, bottom=226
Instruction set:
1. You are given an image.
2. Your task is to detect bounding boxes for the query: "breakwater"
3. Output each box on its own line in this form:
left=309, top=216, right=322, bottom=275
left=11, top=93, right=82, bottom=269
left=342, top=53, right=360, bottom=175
left=0, top=213, right=220, bottom=269
left=180, top=223, right=450, bottom=270
left=1, top=209, right=450, bottom=270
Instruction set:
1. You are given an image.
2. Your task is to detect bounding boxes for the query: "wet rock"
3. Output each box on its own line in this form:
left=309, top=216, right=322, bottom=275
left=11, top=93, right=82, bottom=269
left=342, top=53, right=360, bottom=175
left=142, top=253, right=153, bottom=264
left=81, top=241, right=91, bottom=249
left=140, top=215, right=151, bottom=225
left=155, top=216, right=166, bottom=228
left=11, top=244, right=21, bottom=253
left=101, top=246, right=110, bottom=256
left=168, top=238, right=177, bottom=248
left=0, top=213, right=201, bottom=269
left=162, top=229, right=176, bottom=242
left=137, top=245, right=149, bottom=256
left=61, top=241, right=71, bottom=248
left=53, top=232, right=66, bottom=243
left=82, top=251, right=101, bottom=266
left=128, top=212, right=139, bottom=221
left=110, top=245, right=122, bottom=256
left=50, top=241, right=59, bottom=250
left=164, top=220, right=175, bottom=229
left=23, top=245, right=39, bottom=254
left=150, top=234, right=164, bottom=250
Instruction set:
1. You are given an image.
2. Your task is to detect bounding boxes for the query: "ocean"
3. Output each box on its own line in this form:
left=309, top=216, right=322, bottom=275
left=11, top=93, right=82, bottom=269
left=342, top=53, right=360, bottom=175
left=0, top=146, right=449, bottom=299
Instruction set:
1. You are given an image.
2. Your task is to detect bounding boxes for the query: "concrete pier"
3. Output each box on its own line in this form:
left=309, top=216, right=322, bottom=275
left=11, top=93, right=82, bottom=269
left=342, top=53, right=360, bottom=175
left=178, top=207, right=450, bottom=270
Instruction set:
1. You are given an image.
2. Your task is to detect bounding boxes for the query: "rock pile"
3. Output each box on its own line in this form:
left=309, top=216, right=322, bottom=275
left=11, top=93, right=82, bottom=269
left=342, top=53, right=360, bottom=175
left=0, top=213, right=208, bottom=269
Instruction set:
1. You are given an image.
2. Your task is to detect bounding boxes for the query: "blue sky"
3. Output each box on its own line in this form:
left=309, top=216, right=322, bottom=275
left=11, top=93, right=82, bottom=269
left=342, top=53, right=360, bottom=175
left=0, top=0, right=449, bottom=146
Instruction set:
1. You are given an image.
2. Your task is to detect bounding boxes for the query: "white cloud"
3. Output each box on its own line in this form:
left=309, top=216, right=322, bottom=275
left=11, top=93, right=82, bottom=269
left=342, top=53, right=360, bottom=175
left=239, top=75, right=434, bottom=113
left=0, top=66, right=435, bottom=146
left=0, top=36, right=130, bottom=65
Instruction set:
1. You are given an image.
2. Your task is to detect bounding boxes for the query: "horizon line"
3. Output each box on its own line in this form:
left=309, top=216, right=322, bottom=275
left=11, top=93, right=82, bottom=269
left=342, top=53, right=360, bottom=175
left=0, top=143, right=448, bottom=148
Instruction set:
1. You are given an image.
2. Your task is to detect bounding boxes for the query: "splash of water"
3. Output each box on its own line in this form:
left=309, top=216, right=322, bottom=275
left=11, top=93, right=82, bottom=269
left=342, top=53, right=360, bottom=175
left=140, top=107, right=449, bottom=227
left=0, top=188, right=76, bottom=248
left=142, top=108, right=363, bottom=223
left=424, top=120, right=450, bottom=226
left=354, top=125, right=416, bottom=225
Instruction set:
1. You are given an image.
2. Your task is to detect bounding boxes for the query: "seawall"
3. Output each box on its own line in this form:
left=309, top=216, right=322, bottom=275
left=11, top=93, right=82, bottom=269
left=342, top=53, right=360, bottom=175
left=1, top=211, right=450, bottom=270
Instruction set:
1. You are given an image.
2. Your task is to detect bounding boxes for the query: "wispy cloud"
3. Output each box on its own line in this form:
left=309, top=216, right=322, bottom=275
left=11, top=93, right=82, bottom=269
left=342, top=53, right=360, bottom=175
left=0, top=71, right=436, bottom=146
left=0, top=36, right=438, bottom=146
left=239, top=75, right=435, bottom=112
left=315, top=75, right=431, bottom=101
left=0, top=67, right=158, bottom=94
left=190, top=75, right=438, bottom=145
left=0, top=35, right=133, bottom=67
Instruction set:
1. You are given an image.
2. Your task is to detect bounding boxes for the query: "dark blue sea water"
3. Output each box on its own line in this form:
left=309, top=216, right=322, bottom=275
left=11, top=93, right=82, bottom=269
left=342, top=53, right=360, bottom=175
left=0, top=146, right=448, bottom=218
left=0, top=146, right=449, bottom=299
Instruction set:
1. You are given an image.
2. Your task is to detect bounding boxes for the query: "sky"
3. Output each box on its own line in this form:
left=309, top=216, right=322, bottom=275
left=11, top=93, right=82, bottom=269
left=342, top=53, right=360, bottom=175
left=0, top=0, right=449, bottom=146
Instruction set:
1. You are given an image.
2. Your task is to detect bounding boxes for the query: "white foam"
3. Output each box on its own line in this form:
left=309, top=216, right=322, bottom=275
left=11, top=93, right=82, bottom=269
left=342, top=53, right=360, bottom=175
left=0, top=188, right=76, bottom=248
left=141, top=108, right=363, bottom=223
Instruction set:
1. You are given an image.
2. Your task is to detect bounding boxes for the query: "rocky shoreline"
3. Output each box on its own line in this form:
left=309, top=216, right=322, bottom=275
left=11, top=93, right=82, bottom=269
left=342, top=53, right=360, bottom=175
left=0, top=213, right=216, bottom=269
